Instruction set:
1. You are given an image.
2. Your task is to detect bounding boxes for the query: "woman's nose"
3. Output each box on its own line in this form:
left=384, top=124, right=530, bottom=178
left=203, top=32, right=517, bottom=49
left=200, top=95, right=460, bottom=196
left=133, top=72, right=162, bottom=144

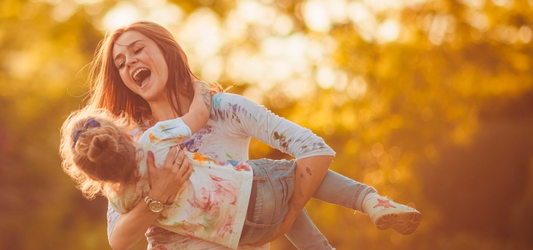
left=126, top=56, right=138, bottom=67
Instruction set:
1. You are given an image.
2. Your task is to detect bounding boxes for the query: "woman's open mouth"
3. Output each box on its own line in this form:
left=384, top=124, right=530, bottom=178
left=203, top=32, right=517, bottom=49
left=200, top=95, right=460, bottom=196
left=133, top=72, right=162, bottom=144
left=132, top=68, right=152, bottom=87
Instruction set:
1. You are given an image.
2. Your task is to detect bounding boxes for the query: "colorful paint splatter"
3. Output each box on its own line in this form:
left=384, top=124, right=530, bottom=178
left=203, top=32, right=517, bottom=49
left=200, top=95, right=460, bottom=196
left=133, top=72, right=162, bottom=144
left=107, top=117, right=253, bottom=249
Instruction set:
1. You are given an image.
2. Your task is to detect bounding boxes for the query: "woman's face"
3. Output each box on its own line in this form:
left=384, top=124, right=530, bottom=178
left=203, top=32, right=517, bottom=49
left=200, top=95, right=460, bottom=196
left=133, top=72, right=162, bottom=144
left=112, top=31, right=169, bottom=103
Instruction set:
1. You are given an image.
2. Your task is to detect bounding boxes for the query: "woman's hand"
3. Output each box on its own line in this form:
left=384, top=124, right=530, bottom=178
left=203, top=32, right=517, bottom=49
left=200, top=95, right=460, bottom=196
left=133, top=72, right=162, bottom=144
left=147, top=146, right=193, bottom=203
left=108, top=147, right=193, bottom=250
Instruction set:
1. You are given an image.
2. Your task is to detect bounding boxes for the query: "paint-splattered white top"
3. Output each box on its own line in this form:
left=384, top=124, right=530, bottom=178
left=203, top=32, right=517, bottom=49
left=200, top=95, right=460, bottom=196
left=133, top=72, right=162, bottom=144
left=107, top=118, right=253, bottom=249
left=107, top=117, right=253, bottom=249
left=107, top=92, right=335, bottom=250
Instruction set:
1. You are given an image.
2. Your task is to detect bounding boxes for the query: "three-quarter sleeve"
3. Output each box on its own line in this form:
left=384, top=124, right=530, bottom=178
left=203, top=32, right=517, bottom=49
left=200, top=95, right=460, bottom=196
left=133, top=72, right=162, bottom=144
left=211, top=93, right=336, bottom=159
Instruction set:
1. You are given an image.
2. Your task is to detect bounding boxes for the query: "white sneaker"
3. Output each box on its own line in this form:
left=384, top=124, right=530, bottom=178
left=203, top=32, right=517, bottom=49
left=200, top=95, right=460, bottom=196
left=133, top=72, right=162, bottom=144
left=363, top=194, right=422, bottom=235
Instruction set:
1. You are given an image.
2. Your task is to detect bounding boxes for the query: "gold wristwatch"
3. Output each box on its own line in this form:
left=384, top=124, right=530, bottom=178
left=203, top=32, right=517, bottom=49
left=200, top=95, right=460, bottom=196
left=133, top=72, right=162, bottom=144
left=144, top=195, right=164, bottom=213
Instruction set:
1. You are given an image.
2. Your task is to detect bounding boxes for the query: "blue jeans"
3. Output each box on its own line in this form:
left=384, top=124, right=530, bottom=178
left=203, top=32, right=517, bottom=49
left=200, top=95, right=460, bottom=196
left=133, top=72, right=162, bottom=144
left=240, top=159, right=375, bottom=250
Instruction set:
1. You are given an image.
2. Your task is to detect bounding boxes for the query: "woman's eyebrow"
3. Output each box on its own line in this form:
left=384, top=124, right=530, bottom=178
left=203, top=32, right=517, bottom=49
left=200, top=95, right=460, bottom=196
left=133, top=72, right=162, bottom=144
left=114, top=40, right=145, bottom=61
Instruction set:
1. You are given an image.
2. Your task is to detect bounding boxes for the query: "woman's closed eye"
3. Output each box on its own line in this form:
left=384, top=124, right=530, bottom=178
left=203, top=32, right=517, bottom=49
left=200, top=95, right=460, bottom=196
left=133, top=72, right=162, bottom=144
left=134, top=47, right=144, bottom=54
left=116, top=48, right=143, bottom=69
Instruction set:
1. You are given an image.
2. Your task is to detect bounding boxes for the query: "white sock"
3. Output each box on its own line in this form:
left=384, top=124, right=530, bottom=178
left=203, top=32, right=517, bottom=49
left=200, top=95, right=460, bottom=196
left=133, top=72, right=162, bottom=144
left=362, top=192, right=379, bottom=213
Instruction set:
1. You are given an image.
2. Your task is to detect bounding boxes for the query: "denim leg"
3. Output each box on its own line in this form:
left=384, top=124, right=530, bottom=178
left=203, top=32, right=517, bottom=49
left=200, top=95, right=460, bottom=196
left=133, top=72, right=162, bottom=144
left=313, top=170, right=377, bottom=212
left=284, top=169, right=372, bottom=250
left=285, top=209, right=335, bottom=250
left=240, top=159, right=296, bottom=244
left=241, top=163, right=361, bottom=249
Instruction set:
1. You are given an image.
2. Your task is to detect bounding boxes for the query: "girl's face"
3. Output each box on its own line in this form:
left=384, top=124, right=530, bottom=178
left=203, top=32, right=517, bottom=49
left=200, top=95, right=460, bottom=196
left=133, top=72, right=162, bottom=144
left=112, top=31, right=169, bottom=103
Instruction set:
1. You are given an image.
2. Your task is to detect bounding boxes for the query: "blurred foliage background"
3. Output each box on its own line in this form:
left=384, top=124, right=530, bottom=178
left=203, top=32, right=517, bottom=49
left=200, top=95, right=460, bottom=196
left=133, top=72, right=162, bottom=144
left=1, top=0, right=532, bottom=249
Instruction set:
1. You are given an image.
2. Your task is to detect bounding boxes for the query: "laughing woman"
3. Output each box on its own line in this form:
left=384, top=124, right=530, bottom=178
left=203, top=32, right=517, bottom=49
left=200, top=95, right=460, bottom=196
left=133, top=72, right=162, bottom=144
left=77, top=21, right=420, bottom=250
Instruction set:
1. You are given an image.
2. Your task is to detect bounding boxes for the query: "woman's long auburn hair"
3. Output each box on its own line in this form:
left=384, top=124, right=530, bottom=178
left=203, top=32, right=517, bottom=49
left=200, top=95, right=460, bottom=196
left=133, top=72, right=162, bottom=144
left=70, top=21, right=223, bottom=198
left=87, top=21, right=197, bottom=123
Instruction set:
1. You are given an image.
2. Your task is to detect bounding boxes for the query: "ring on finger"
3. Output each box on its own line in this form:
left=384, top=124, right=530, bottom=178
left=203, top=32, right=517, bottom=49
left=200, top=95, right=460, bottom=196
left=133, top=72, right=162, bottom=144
left=172, top=149, right=181, bottom=165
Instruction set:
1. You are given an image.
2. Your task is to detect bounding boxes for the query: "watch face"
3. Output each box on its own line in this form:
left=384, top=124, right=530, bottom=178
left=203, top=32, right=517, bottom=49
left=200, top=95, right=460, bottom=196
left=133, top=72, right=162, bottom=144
left=149, top=201, right=164, bottom=213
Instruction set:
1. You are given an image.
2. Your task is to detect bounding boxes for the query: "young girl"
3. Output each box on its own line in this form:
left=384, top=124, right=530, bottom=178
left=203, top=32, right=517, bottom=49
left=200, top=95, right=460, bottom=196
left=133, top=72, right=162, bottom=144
left=60, top=81, right=422, bottom=249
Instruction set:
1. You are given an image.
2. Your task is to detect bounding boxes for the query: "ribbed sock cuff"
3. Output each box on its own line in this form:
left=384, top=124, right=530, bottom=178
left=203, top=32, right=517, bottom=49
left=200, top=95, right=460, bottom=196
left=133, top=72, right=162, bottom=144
left=357, top=187, right=378, bottom=213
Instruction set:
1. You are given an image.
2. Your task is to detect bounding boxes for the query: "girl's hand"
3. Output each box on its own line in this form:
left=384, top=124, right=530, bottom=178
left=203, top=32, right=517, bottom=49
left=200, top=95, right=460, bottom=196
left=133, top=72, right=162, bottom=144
left=146, top=146, right=193, bottom=203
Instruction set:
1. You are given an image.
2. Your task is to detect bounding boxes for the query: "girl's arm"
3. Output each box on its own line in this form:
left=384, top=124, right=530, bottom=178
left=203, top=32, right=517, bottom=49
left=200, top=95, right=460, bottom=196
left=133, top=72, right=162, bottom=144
left=145, top=82, right=211, bottom=148
left=181, top=81, right=212, bottom=134
left=108, top=147, right=193, bottom=250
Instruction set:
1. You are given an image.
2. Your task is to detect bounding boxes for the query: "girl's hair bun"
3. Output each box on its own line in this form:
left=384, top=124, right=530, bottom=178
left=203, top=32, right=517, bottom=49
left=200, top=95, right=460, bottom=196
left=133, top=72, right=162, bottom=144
left=87, top=134, right=119, bottom=162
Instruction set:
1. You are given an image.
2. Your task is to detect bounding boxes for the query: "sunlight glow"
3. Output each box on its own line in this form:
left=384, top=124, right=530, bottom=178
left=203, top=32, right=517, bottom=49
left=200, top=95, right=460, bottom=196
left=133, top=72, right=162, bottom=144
left=101, top=0, right=183, bottom=31
left=328, top=0, right=350, bottom=23
left=519, top=26, right=532, bottom=43
left=348, top=2, right=377, bottom=42
left=346, top=76, right=368, bottom=100
left=492, top=0, right=514, bottom=9
left=315, top=65, right=336, bottom=89
left=348, top=2, right=372, bottom=24
left=6, top=51, right=37, bottom=80
left=332, top=71, right=348, bottom=92
left=51, top=1, right=77, bottom=22
left=224, top=10, right=249, bottom=41
left=305, top=40, right=326, bottom=62
left=495, top=25, right=519, bottom=44
left=74, top=0, right=101, bottom=4
left=272, top=14, right=294, bottom=36
left=365, top=170, right=385, bottom=185
left=141, top=1, right=184, bottom=28
left=102, top=2, right=140, bottom=30
left=236, top=0, right=264, bottom=23
left=200, top=56, right=224, bottom=83
left=180, top=8, right=221, bottom=59
left=377, top=19, right=401, bottom=43
left=426, top=14, right=456, bottom=45
left=284, top=77, right=316, bottom=99
left=459, top=0, right=486, bottom=9
left=302, top=0, right=332, bottom=32
left=465, top=10, right=490, bottom=32
left=95, top=0, right=440, bottom=100
left=364, top=0, right=404, bottom=12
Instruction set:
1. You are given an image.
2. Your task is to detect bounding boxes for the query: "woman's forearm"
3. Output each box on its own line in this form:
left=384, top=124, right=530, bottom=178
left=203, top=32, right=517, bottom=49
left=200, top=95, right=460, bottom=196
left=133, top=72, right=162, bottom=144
left=110, top=149, right=192, bottom=250
left=290, top=155, right=333, bottom=212
left=108, top=202, right=159, bottom=250
left=253, top=155, right=333, bottom=245
left=109, top=186, right=174, bottom=250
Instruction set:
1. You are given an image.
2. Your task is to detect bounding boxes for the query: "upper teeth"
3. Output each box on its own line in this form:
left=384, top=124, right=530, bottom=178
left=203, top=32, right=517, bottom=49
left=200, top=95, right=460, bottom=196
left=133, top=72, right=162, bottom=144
left=133, top=68, right=147, bottom=81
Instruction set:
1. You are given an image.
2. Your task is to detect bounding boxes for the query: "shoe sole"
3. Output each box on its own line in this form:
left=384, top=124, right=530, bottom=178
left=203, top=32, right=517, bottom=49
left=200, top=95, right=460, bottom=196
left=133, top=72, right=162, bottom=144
left=374, top=211, right=422, bottom=235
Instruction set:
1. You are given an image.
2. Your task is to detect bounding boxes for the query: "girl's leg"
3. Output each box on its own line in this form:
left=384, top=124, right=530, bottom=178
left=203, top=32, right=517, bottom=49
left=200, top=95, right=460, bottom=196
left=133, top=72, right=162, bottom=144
left=240, top=159, right=297, bottom=245
left=240, top=159, right=334, bottom=249
left=312, top=170, right=377, bottom=212
left=285, top=209, right=335, bottom=250
left=313, top=170, right=422, bottom=235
